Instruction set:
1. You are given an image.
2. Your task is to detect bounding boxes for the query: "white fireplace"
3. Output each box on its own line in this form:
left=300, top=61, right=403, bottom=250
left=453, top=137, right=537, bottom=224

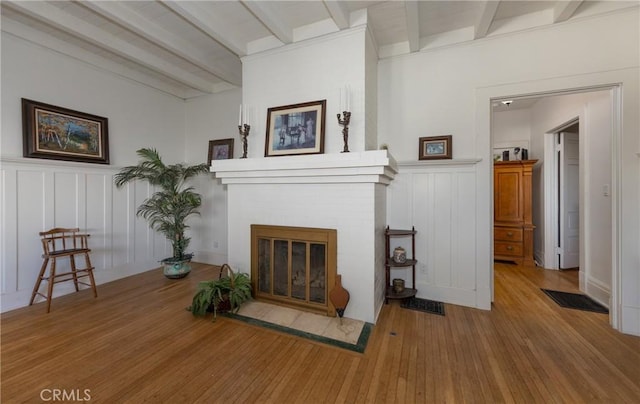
left=210, top=150, right=396, bottom=323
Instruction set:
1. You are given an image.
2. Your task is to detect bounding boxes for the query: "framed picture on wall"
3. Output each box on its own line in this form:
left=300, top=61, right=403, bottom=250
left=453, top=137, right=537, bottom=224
left=22, top=98, right=110, bottom=164
left=208, top=138, right=234, bottom=163
left=418, top=135, right=452, bottom=160
left=264, top=100, right=326, bottom=157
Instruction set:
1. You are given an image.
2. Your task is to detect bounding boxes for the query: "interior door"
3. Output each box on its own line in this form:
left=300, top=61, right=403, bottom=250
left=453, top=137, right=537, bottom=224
left=559, top=131, right=580, bottom=269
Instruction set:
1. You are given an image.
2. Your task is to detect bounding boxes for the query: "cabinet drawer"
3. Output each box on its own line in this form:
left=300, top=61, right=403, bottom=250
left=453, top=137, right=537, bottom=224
left=495, top=241, right=523, bottom=257
left=495, top=227, right=523, bottom=242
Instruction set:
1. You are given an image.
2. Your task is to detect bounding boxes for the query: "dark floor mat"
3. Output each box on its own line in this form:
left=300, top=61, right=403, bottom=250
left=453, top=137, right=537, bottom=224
left=541, top=289, right=608, bottom=314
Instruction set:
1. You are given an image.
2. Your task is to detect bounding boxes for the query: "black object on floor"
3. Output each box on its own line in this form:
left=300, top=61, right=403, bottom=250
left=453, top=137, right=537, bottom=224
left=401, top=297, right=445, bottom=316
left=541, top=289, right=609, bottom=314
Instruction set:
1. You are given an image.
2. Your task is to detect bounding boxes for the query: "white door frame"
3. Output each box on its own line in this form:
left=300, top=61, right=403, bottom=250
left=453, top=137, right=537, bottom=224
left=485, top=83, right=621, bottom=330
left=543, top=118, right=580, bottom=271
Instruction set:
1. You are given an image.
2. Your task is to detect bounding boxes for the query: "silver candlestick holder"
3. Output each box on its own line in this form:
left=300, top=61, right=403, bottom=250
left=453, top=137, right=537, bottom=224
left=337, top=111, right=351, bottom=153
left=238, top=124, right=250, bottom=158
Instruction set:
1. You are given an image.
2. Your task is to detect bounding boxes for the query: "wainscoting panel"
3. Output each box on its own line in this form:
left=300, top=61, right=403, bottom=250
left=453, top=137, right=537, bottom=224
left=111, top=178, right=130, bottom=269
left=0, top=159, right=170, bottom=312
left=134, top=182, right=152, bottom=263
left=54, top=172, right=80, bottom=228
left=16, top=169, right=46, bottom=292
left=387, top=160, right=480, bottom=308
left=87, top=173, right=109, bottom=271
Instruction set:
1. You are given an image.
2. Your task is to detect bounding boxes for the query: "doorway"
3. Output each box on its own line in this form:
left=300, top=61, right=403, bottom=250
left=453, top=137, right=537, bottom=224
left=492, top=89, right=614, bottom=306
left=549, top=120, right=581, bottom=272
left=558, top=128, right=580, bottom=270
left=480, top=74, right=631, bottom=332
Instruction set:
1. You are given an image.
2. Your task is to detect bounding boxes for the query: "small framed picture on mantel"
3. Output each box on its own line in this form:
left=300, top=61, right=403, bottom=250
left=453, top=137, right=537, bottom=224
left=418, top=135, right=452, bottom=160
left=208, top=138, right=234, bottom=164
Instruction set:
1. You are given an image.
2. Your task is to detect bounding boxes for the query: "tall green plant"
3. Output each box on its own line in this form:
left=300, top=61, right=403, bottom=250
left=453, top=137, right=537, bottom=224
left=114, top=148, right=209, bottom=260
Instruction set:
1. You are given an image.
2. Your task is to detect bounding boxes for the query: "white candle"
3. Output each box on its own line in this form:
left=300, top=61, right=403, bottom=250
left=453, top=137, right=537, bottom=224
left=339, top=88, right=344, bottom=112
left=238, top=104, right=242, bottom=126
left=346, top=85, right=351, bottom=112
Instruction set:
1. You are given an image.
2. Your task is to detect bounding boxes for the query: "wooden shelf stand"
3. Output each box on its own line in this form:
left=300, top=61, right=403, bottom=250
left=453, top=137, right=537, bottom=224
left=384, top=226, right=417, bottom=303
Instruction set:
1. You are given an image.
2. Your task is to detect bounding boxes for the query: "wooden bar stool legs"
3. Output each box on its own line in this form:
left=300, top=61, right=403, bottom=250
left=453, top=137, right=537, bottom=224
left=30, top=257, right=51, bottom=311
left=82, top=250, right=98, bottom=298
left=30, top=228, right=98, bottom=312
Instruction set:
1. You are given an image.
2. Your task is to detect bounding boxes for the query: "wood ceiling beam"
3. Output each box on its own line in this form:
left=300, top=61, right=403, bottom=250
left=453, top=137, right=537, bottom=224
left=405, top=1, right=420, bottom=53
left=323, top=1, right=350, bottom=30
left=475, top=1, right=500, bottom=39
left=4, top=0, right=216, bottom=93
left=81, top=1, right=241, bottom=86
left=553, top=0, right=584, bottom=23
left=240, top=0, right=293, bottom=44
left=161, top=1, right=247, bottom=57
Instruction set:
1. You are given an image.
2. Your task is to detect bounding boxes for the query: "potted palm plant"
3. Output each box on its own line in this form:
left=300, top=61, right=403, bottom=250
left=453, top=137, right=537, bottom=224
left=114, top=148, right=209, bottom=279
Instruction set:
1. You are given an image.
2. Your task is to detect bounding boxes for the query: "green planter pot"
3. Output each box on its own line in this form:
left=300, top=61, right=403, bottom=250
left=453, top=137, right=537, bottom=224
left=162, top=255, right=193, bottom=279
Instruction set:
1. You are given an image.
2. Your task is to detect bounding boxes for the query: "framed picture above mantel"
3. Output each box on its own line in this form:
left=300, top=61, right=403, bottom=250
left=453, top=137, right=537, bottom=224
left=22, top=98, right=109, bottom=164
left=264, top=100, right=326, bottom=157
left=418, top=135, right=452, bottom=160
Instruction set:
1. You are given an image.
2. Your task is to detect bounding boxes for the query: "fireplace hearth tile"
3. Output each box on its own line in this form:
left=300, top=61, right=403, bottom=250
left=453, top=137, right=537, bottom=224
left=322, top=317, right=364, bottom=345
left=291, top=312, right=332, bottom=335
left=230, top=301, right=372, bottom=352
left=259, top=304, right=303, bottom=326
left=236, top=300, right=271, bottom=319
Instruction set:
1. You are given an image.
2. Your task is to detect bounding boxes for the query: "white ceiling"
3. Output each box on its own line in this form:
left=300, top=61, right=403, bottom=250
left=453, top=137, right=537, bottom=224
left=1, top=1, right=637, bottom=99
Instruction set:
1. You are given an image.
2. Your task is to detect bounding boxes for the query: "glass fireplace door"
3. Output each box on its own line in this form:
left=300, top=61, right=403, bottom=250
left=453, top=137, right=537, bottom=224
left=252, top=225, right=336, bottom=316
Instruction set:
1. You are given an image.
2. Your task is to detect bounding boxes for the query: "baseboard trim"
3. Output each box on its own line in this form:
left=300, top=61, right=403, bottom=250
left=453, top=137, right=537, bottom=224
left=1, top=260, right=159, bottom=313
left=585, top=276, right=611, bottom=308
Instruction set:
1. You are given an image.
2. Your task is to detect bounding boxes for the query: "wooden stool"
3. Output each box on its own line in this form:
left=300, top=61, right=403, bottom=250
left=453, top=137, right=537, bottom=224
left=30, top=228, right=98, bottom=312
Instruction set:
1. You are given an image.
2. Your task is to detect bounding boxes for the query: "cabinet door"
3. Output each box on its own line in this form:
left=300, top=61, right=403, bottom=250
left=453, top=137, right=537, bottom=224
left=494, top=166, right=523, bottom=223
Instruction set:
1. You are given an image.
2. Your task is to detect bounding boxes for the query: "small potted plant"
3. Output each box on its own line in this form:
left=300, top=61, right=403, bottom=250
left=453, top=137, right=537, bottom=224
left=114, top=148, right=209, bottom=279
left=189, top=264, right=252, bottom=320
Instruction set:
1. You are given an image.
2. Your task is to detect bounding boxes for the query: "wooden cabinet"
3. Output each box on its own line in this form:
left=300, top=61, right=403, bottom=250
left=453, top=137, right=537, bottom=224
left=384, top=226, right=417, bottom=303
left=494, top=160, right=537, bottom=266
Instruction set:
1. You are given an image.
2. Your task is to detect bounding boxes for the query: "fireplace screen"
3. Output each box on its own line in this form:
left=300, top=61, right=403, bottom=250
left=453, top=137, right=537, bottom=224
left=252, top=225, right=336, bottom=316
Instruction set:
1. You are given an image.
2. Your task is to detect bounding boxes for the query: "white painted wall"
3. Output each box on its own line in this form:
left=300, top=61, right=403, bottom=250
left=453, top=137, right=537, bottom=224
left=373, top=183, right=387, bottom=320
left=583, top=94, right=613, bottom=305
left=241, top=27, right=369, bottom=157
left=379, top=10, right=638, bottom=161
left=184, top=88, right=243, bottom=266
left=493, top=108, right=532, bottom=149
left=0, top=33, right=187, bottom=311
left=380, top=8, right=639, bottom=334
left=365, top=27, right=379, bottom=151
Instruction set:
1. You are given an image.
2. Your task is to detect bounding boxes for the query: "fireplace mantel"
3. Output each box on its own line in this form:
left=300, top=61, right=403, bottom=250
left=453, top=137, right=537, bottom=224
left=210, top=150, right=397, bottom=184
left=214, top=150, right=394, bottom=323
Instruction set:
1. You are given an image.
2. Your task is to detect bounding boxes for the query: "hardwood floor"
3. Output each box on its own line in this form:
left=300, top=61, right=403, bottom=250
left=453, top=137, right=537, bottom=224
left=2, top=262, right=639, bottom=403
